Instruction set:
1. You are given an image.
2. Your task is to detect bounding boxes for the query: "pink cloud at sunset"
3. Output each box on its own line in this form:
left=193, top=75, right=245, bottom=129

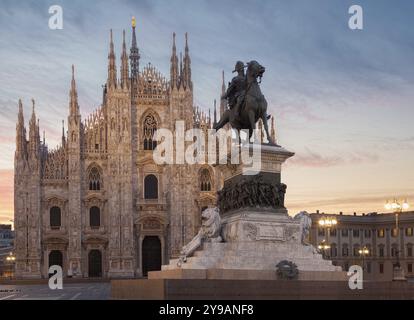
left=0, top=169, right=13, bottom=224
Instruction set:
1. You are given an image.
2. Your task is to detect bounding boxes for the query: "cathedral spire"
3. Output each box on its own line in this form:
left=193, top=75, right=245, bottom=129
left=30, top=98, right=36, bottom=127
left=170, top=32, right=178, bottom=89
left=183, top=32, right=192, bottom=90
left=271, top=116, right=276, bottom=143
left=62, top=120, right=66, bottom=146
left=37, top=119, right=41, bottom=142
left=220, top=71, right=226, bottom=118
left=70, top=65, right=79, bottom=115
left=18, top=98, right=24, bottom=125
left=130, top=17, right=140, bottom=80
left=213, top=99, right=217, bottom=127
left=28, top=99, right=39, bottom=158
left=179, top=52, right=183, bottom=88
left=121, top=29, right=129, bottom=90
left=15, top=99, right=26, bottom=159
left=107, top=29, right=117, bottom=89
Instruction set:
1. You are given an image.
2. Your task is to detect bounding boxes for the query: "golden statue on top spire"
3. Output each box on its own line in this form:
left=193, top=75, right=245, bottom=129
left=132, top=16, right=136, bottom=28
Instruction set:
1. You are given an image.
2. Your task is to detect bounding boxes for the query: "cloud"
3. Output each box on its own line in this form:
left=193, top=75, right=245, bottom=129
left=0, top=170, right=13, bottom=223
left=287, top=189, right=414, bottom=216
left=286, top=148, right=379, bottom=168
left=276, top=101, right=325, bottom=122
left=0, top=0, right=413, bottom=220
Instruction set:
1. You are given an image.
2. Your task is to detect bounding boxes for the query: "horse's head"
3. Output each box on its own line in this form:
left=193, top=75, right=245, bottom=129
left=247, top=60, right=265, bottom=80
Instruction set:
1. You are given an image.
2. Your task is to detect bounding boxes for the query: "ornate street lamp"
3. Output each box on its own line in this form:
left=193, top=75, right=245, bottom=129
left=5, top=252, right=16, bottom=279
left=358, top=246, right=369, bottom=271
left=318, top=217, right=338, bottom=228
left=318, top=217, right=337, bottom=258
left=5, top=252, right=16, bottom=263
left=385, top=199, right=409, bottom=281
left=318, top=240, right=331, bottom=258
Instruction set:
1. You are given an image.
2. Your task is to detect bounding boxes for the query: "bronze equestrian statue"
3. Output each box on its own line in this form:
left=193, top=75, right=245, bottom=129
left=214, top=60, right=274, bottom=144
left=222, top=61, right=246, bottom=118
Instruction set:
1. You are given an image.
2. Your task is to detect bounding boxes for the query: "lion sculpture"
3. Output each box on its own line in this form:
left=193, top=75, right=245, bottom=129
left=177, top=207, right=222, bottom=267
left=294, top=211, right=312, bottom=245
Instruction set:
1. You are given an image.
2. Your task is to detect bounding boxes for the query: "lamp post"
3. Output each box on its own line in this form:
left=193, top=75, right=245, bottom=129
left=5, top=252, right=16, bottom=279
left=318, top=216, right=338, bottom=258
left=385, top=199, right=409, bottom=281
left=318, top=240, right=331, bottom=258
left=358, top=246, right=369, bottom=271
left=5, top=252, right=16, bottom=263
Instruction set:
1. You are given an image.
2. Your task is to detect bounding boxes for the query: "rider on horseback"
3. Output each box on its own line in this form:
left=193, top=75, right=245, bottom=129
left=222, top=61, right=246, bottom=117
left=215, top=60, right=274, bottom=144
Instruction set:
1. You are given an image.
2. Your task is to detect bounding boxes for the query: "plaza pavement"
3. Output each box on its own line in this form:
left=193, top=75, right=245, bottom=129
left=0, top=282, right=110, bottom=300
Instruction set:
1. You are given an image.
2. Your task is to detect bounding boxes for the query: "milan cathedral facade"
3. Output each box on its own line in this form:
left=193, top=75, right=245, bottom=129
left=13, top=20, right=226, bottom=278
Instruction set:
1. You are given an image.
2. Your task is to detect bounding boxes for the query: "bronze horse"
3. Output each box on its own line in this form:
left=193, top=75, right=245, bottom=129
left=214, top=60, right=273, bottom=144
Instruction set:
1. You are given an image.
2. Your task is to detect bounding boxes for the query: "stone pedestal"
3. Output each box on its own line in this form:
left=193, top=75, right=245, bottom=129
left=163, top=209, right=340, bottom=274
left=155, top=143, right=343, bottom=280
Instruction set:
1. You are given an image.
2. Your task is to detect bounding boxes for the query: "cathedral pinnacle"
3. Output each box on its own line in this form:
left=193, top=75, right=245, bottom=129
left=15, top=99, right=26, bottom=159
left=271, top=116, right=276, bottom=143
left=62, top=119, right=66, bottom=146
left=130, top=19, right=140, bottom=80
left=71, top=64, right=76, bottom=92
left=28, top=98, right=39, bottom=158
left=170, top=32, right=178, bottom=89
left=70, top=65, right=79, bottom=115
left=31, top=98, right=36, bottom=122
left=18, top=99, right=24, bottom=123
left=213, top=99, right=217, bottom=126
left=183, top=32, right=192, bottom=90
left=121, top=29, right=129, bottom=89
left=179, top=52, right=183, bottom=87
left=220, top=71, right=226, bottom=118
left=107, top=29, right=117, bottom=88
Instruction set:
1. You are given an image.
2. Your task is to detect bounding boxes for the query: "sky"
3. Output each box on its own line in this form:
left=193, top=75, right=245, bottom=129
left=0, top=0, right=414, bottom=225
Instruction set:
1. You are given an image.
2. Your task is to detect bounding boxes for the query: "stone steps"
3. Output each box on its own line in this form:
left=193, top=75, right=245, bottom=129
left=164, top=241, right=340, bottom=272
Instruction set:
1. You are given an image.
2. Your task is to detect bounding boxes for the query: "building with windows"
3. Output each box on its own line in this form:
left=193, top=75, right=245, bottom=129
left=0, top=225, right=14, bottom=248
left=0, top=225, right=14, bottom=278
left=310, top=211, right=414, bottom=281
left=13, top=20, right=249, bottom=279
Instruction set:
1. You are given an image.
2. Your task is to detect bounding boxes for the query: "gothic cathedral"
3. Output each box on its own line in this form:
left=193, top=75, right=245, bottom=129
left=13, top=19, right=226, bottom=279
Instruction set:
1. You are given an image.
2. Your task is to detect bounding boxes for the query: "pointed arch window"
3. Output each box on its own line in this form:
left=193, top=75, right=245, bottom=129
left=89, top=167, right=101, bottom=191
left=143, top=114, right=157, bottom=150
left=200, top=169, right=212, bottom=192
